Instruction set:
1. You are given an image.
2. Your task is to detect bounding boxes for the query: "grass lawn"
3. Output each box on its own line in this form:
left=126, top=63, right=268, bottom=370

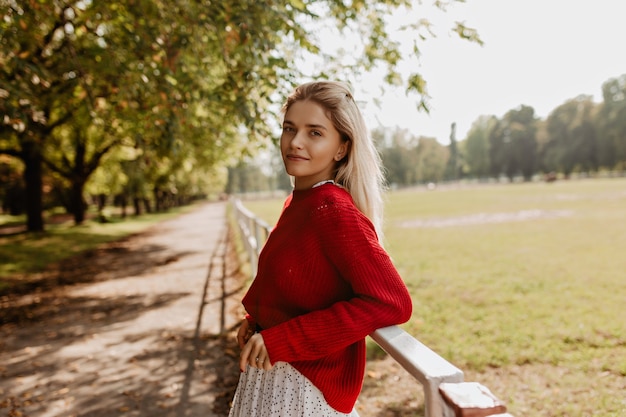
left=0, top=204, right=199, bottom=291
left=240, top=177, right=626, bottom=417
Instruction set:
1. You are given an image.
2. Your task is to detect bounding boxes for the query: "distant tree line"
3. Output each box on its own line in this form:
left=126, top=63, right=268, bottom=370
left=377, top=73, right=626, bottom=187
left=468, top=75, right=625, bottom=181
left=226, top=73, right=626, bottom=193
left=2, top=1, right=477, bottom=231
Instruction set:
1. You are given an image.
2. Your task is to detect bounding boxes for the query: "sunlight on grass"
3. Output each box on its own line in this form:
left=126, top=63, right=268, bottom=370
left=0, top=213, right=26, bottom=226
left=0, top=204, right=198, bottom=280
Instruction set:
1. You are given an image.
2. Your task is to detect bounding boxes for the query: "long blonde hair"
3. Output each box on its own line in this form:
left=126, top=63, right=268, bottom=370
left=282, top=81, right=386, bottom=238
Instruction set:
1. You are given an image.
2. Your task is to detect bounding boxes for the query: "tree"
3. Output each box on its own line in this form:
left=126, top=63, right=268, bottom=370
left=0, top=156, right=24, bottom=215
left=2, top=0, right=480, bottom=230
left=544, top=96, right=598, bottom=177
left=487, top=106, right=537, bottom=182
left=596, top=74, right=626, bottom=169
left=504, top=105, right=538, bottom=181
left=377, top=127, right=419, bottom=187
left=0, top=0, right=78, bottom=230
left=464, top=115, right=494, bottom=179
left=415, top=137, right=448, bottom=183
left=488, top=118, right=506, bottom=179
left=444, top=122, right=461, bottom=180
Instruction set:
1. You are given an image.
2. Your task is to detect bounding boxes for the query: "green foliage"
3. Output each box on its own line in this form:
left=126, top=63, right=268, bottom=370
left=415, top=136, right=448, bottom=183
left=444, top=122, right=461, bottom=180
left=377, top=128, right=419, bottom=186
left=597, top=74, right=626, bottom=167
left=376, top=127, right=448, bottom=186
left=376, top=84, right=622, bottom=186
left=461, top=73, right=626, bottom=182
left=543, top=96, right=599, bottom=176
left=1, top=0, right=480, bottom=229
left=463, top=115, right=493, bottom=178
left=503, top=105, right=538, bottom=181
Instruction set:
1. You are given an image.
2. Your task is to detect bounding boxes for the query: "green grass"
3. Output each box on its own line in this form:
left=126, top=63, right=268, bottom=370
left=241, top=178, right=626, bottom=416
left=0, top=204, right=199, bottom=288
left=0, top=213, right=27, bottom=226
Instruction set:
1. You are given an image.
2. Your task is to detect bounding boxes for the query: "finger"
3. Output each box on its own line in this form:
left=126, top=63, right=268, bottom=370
left=254, top=354, right=270, bottom=370
left=237, top=332, right=248, bottom=350
left=236, top=320, right=250, bottom=349
left=248, top=345, right=262, bottom=369
left=261, top=357, right=273, bottom=371
left=241, top=335, right=263, bottom=370
left=246, top=334, right=265, bottom=369
left=239, top=339, right=253, bottom=372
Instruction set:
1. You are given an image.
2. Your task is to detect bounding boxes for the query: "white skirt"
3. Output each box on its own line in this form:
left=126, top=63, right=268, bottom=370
left=228, top=361, right=358, bottom=417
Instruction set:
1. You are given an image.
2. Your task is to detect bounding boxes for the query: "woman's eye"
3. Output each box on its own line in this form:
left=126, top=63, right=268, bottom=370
left=311, top=130, right=322, bottom=137
left=283, top=126, right=295, bottom=133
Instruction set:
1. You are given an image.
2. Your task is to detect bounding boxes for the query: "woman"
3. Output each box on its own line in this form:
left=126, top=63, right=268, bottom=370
left=229, top=81, right=413, bottom=416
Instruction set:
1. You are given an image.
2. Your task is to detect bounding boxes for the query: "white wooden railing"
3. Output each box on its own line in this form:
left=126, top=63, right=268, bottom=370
left=231, top=198, right=512, bottom=417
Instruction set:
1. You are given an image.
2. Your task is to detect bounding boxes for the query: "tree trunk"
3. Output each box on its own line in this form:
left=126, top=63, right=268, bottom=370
left=120, top=195, right=127, bottom=218
left=96, top=194, right=106, bottom=212
left=70, top=180, right=86, bottom=224
left=154, top=188, right=162, bottom=212
left=133, top=197, right=142, bottom=216
left=96, top=194, right=108, bottom=223
left=22, top=142, right=45, bottom=232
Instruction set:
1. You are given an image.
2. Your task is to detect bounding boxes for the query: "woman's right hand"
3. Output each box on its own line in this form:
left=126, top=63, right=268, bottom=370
left=240, top=332, right=273, bottom=372
left=236, top=318, right=254, bottom=349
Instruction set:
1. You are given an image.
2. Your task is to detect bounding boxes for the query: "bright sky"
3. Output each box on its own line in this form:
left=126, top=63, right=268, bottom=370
left=357, top=0, right=626, bottom=144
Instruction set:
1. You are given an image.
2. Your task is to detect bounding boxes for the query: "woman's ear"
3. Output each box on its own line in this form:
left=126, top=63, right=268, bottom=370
left=334, top=142, right=349, bottom=161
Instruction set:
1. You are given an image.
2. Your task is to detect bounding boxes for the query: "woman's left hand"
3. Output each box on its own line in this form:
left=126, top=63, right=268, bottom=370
left=240, top=333, right=273, bottom=372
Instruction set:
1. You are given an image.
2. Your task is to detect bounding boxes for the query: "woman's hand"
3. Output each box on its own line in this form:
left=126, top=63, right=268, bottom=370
left=239, top=333, right=273, bottom=372
left=236, top=318, right=254, bottom=349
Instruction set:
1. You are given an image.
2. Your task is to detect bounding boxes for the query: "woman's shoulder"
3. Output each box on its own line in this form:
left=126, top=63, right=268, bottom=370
left=310, top=184, right=378, bottom=243
left=307, top=184, right=372, bottom=230
left=310, top=183, right=355, bottom=210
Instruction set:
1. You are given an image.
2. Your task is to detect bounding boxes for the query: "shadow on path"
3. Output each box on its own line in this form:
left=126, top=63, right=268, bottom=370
left=0, top=202, right=244, bottom=417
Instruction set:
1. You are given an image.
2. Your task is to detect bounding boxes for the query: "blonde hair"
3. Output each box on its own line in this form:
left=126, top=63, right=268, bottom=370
left=282, top=81, right=386, bottom=238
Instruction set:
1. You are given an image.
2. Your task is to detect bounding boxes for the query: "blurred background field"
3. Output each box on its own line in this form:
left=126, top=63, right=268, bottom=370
left=241, top=177, right=626, bottom=416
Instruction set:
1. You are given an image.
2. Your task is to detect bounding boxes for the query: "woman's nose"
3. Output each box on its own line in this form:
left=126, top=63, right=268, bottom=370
left=290, top=131, right=304, bottom=149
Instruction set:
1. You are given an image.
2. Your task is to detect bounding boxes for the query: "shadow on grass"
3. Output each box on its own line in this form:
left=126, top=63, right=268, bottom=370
left=0, top=234, right=196, bottom=300
left=0, top=204, right=200, bottom=284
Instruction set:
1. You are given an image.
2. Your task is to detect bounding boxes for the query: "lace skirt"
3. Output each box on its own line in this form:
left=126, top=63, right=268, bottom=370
left=228, top=361, right=358, bottom=417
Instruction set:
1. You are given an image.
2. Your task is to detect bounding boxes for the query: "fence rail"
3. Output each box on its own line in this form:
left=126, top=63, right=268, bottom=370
left=232, top=198, right=271, bottom=278
left=231, top=198, right=512, bottom=417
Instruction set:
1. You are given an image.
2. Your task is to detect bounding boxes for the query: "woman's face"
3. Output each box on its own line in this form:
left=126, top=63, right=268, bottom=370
left=280, top=100, right=347, bottom=190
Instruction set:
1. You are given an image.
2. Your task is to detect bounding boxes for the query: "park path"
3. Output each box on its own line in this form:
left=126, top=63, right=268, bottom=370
left=1, top=200, right=436, bottom=417
left=0, top=201, right=245, bottom=417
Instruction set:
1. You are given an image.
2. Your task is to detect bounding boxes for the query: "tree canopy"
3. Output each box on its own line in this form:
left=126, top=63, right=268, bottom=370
left=1, top=0, right=479, bottom=230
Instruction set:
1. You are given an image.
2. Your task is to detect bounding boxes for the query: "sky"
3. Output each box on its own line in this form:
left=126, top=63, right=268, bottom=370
left=355, top=0, right=626, bottom=144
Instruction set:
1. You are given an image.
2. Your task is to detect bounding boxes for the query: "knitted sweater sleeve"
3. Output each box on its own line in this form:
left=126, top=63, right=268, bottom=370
left=261, top=193, right=413, bottom=363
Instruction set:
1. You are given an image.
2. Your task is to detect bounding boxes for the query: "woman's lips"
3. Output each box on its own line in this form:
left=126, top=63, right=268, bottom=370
left=286, top=154, right=308, bottom=161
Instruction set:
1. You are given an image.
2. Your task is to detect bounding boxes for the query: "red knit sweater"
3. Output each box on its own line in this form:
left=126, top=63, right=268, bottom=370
left=242, top=183, right=413, bottom=413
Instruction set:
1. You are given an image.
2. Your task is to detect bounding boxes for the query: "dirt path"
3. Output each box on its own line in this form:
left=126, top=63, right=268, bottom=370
left=0, top=201, right=438, bottom=417
left=0, top=202, right=245, bottom=417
